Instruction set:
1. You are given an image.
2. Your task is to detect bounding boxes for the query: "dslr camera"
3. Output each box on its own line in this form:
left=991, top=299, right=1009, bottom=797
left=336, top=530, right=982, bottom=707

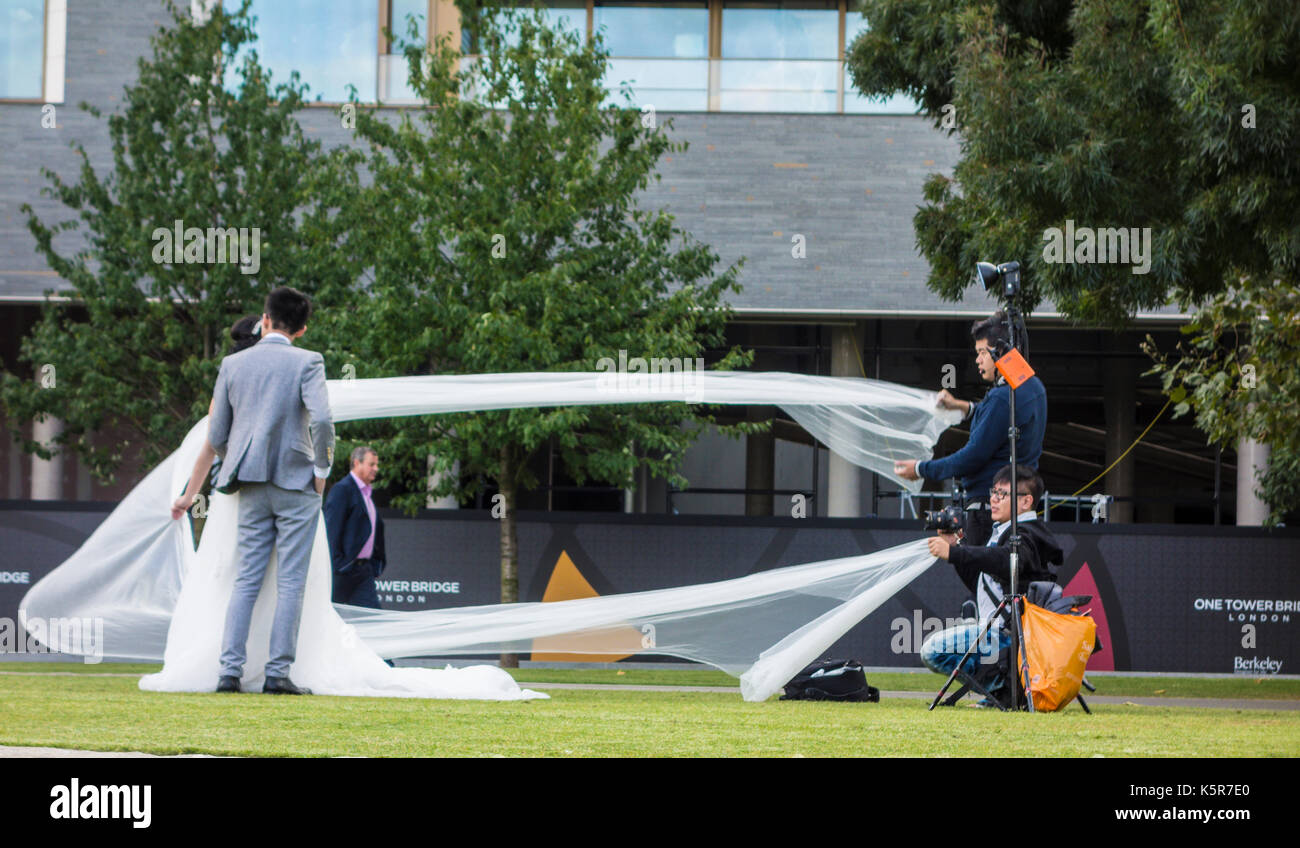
left=922, top=504, right=964, bottom=535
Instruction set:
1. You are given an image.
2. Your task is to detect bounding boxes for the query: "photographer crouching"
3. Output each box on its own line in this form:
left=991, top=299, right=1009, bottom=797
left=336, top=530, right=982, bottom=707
left=920, top=464, right=1063, bottom=702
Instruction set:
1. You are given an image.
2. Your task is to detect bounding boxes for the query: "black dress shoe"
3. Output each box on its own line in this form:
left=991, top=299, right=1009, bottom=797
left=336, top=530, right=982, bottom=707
left=262, top=676, right=312, bottom=695
left=216, top=675, right=241, bottom=693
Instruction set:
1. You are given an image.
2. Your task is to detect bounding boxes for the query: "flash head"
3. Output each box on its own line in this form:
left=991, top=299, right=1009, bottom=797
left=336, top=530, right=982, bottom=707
left=975, top=260, right=1021, bottom=298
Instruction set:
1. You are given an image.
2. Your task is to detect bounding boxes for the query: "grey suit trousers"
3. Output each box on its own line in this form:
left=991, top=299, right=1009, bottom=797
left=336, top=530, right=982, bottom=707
left=219, top=482, right=322, bottom=680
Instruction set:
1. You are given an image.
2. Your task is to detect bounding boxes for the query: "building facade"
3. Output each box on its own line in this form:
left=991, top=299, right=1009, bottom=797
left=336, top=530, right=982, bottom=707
left=0, top=1, right=1269, bottom=524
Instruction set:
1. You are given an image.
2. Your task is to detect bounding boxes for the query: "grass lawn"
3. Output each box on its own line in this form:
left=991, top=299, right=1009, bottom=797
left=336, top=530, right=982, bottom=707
left=505, top=667, right=1300, bottom=700
left=8, top=662, right=1300, bottom=700
left=0, top=663, right=1296, bottom=757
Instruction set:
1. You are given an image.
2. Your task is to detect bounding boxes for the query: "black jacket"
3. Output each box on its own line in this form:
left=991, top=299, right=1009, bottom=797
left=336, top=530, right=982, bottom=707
left=946, top=517, right=1062, bottom=597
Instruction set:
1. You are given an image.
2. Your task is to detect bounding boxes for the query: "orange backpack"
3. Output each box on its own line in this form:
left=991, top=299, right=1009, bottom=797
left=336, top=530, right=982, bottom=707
left=1018, top=600, right=1097, bottom=712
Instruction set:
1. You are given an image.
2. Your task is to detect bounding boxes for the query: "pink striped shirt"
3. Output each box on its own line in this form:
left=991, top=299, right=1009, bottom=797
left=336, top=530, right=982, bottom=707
left=350, top=471, right=377, bottom=559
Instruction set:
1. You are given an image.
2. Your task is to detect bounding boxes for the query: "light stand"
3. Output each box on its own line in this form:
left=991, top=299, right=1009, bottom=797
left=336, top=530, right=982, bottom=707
left=930, top=261, right=1037, bottom=711
left=1001, top=297, right=1034, bottom=713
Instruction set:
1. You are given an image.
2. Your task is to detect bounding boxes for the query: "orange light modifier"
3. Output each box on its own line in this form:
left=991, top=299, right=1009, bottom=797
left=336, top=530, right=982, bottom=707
left=995, top=347, right=1035, bottom=390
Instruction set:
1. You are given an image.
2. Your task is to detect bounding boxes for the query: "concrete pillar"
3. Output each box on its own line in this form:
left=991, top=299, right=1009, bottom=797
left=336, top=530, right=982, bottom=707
left=426, top=454, right=459, bottom=509
left=7, top=429, right=21, bottom=499
left=1103, top=346, right=1136, bottom=523
left=30, top=415, right=64, bottom=500
left=744, top=406, right=774, bottom=516
left=75, top=450, right=91, bottom=500
left=827, top=324, right=861, bottom=517
left=1236, top=437, right=1270, bottom=526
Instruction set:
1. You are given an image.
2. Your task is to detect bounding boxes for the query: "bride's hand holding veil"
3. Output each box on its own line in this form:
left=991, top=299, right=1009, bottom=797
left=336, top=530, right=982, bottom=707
left=172, top=399, right=217, bottom=520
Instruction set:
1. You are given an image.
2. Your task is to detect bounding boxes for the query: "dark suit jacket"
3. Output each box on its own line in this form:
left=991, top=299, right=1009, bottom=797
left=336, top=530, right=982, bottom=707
left=323, top=473, right=386, bottom=577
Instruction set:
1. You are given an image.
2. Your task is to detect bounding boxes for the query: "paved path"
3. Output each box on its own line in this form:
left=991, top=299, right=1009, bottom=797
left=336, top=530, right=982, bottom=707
left=0, top=746, right=216, bottom=758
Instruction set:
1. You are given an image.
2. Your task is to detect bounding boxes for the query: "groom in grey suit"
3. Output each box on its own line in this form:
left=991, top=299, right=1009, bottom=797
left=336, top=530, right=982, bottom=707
left=208, top=286, right=335, bottom=695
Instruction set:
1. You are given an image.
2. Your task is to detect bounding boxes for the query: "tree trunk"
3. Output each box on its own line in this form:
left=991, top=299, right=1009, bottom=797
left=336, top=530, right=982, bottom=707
left=498, top=447, right=519, bottom=668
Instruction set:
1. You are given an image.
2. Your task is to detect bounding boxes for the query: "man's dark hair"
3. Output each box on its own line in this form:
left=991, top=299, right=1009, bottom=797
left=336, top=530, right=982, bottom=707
left=993, top=464, right=1043, bottom=508
left=971, top=311, right=1011, bottom=356
left=265, top=286, right=312, bottom=333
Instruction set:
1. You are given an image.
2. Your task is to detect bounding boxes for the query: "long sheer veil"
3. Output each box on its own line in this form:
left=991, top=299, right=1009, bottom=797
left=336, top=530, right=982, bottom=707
left=20, top=371, right=957, bottom=701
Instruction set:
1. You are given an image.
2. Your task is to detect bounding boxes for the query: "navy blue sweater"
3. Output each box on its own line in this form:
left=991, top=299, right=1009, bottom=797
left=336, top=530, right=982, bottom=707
left=918, top=376, right=1047, bottom=496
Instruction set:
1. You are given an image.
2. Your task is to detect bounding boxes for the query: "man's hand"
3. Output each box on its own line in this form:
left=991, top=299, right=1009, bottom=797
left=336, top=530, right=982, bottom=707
left=927, top=535, right=953, bottom=561
left=314, top=477, right=326, bottom=496
left=170, top=494, right=195, bottom=521
left=894, top=459, right=920, bottom=481
left=936, top=390, right=971, bottom=415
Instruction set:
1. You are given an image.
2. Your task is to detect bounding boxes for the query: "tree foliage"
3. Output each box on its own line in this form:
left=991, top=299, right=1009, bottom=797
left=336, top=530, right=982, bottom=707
left=846, top=0, right=1300, bottom=519
left=325, top=3, right=754, bottom=612
left=1, top=1, right=355, bottom=480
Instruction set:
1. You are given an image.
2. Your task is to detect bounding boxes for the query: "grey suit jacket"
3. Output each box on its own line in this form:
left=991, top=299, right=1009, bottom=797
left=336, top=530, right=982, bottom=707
left=208, top=333, right=335, bottom=494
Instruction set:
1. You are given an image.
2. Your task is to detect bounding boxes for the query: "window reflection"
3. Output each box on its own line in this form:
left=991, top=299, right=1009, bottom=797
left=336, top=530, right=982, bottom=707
left=603, top=59, right=709, bottom=111
left=721, top=1, right=838, bottom=59
left=719, top=2, right=837, bottom=112
left=211, top=0, right=923, bottom=112
left=389, top=0, right=428, bottom=48
left=464, top=2, right=587, bottom=52
left=228, top=0, right=377, bottom=103
left=843, top=5, right=918, bottom=114
left=1, top=0, right=44, bottom=99
left=595, top=2, right=708, bottom=58
left=595, top=2, right=707, bottom=110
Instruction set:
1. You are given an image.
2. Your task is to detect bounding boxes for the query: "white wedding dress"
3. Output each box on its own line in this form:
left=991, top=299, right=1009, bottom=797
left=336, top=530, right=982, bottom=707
left=139, top=488, right=546, bottom=700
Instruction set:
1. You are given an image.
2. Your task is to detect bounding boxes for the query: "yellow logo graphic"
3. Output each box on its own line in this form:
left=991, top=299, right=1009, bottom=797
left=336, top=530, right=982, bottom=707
left=530, top=550, right=643, bottom=662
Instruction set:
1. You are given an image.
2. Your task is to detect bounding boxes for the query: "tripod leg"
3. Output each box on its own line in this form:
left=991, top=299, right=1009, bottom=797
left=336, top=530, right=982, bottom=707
left=929, top=599, right=1010, bottom=710
left=1075, top=694, right=1091, bottom=714
left=941, top=681, right=972, bottom=707
left=1011, top=596, right=1035, bottom=712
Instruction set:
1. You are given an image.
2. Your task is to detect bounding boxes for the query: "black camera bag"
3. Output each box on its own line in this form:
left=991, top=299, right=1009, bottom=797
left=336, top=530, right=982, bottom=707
left=780, top=659, right=880, bottom=702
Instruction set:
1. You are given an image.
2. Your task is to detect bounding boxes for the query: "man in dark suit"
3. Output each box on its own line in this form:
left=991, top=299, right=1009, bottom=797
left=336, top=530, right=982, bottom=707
left=324, top=446, right=385, bottom=608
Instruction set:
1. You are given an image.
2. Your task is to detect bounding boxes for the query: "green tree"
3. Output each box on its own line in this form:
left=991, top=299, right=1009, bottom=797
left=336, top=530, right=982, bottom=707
left=1, top=1, right=356, bottom=481
left=845, top=0, right=1300, bottom=520
left=328, top=3, right=754, bottom=654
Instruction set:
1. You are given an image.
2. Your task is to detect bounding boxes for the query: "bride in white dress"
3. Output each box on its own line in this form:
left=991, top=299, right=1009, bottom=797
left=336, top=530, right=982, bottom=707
left=141, top=487, right=543, bottom=700
left=140, top=317, right=544, bottom=701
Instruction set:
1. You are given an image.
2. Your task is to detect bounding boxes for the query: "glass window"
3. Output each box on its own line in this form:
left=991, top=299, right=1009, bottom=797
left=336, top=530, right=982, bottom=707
left=464, top=2, right=587, bottom=53
left=543, top=2, right=588, bottom=39
left=2, top=0, right=45, bottom=99
left=594, top=2, right=708, bottom=58
left=843, top=4, right=918, bottom=114
left=228, top=0, right=378, bottom=103
left=719, top=1, right=838, bottom=112
left=389, top=0, right=428, bottom=48
left=721, top=1, right=838, bottom=59
left=596, top=2, right=708, bottom=111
